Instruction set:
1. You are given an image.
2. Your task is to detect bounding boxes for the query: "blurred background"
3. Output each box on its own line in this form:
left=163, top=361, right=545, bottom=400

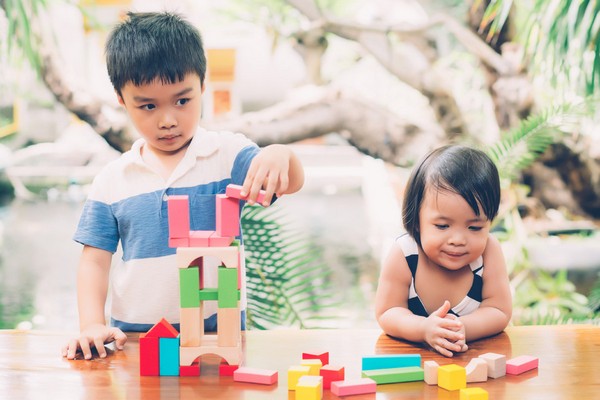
left=0, top=0, right=599, bottom=332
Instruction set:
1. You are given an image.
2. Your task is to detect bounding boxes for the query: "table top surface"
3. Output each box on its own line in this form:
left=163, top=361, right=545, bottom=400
left=1, top=325, right=599, bottom=399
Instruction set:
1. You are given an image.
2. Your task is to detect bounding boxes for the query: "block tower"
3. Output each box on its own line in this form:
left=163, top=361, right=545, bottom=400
left=140, top=184, right=265, bottom=376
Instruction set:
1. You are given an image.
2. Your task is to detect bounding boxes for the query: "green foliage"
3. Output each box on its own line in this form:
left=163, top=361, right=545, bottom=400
left=241, top=205, right=339, bottom=329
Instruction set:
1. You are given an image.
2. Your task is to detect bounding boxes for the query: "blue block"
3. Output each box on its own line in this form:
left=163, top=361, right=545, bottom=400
left=362, top=354, right=421, bottom=371
left=159, top=337, right=180, bottom=376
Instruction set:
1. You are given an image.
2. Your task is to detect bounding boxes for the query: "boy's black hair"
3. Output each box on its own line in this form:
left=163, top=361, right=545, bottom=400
left=105, top=12, right=206, bottom=97
left=402, top=145, right=501, bottom=247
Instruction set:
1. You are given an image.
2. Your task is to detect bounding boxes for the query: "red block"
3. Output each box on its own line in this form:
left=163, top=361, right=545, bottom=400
left=506, top=355, right=539, bottom=375
left=180, top=364, right=201, bottom=376
left=302, top=351, right=330, bottom=367
left=167, top=195, right=190, bottom=239
left=219, top=362, right=239, bottom=376
left=225, top=184, right=266, bottom=204
left=233, top=366, right=278, bottom=385
left=145, top=318, right=179, bottom=339
left=320, top=365, right=345, bottom=389
left=139, top=333, right=159, bottom=376
left=216, top=194, right=240, bottom=237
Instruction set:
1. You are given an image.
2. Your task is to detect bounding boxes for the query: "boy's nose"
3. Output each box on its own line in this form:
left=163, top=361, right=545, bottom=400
left=159, top=113, right=177, bottom=129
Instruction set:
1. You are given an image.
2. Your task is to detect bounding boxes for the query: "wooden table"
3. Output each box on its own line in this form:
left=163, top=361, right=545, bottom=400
left=1, top=325, right=598, bottom=399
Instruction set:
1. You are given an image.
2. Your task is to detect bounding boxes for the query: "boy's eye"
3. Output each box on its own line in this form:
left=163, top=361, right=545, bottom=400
left=469, top=226, right=483, bottom=231
left=176, top=98, right=190, bottom=106
left=140, top=104, right=156, bottom=111
left=434, top=224, right=449, bottom=230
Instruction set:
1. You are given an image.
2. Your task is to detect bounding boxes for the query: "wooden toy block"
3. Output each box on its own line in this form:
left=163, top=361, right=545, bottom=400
left=233, top=366, right=278, bottom=385
left=177, top=246, right=239, bottom=270
left=330, top=378, right=377, bottom=396
left=169, top=237, right=189, bottom=248
left=179, top=267, right=200, bottom=308
left=219, top=362, right=239, bottom=376
left=225, top=183, right=267, bottom=204
left=361, top=354, right=421, bottom=370
left=479, top=353, right=506, bottom=378
left=180, top=364, right=200, bottom=376
left=216, top=194, right=240, bottom=237
left=288, top=365, right=312, bottom=390
left=361, top=366, right=424, bottom=384
left=319, top=365, right=344, bottom=389
left=167, top=195, right=190, bottom=239
left=300, top=358, right=323, bottom=376
left=180, top=336, right=243, bottom=366
left=145, top=318, right=179, bottom=339
left=218, top=267, right=238, bottom=308
left=139, top=333, right=159, bottom=376
left=466, top=358, right=488, bottom=383
left=159, top=337, right=180, bottom=376
left=179, top=306, right=203, bottom=347
left=506, top=355, right=538, bottom=375
left=438, top=364, right=466, bottom=391
left=302, top=351, right=329, bottom=366
left=296, top=375, right=323, bottom=400
left=217, top=306, right=241, bottom=347
left=189, top=230, right=212, bottom=247
left=208, top=232, right=235, bottom=247
left=198, top=288, right=219, bottom=301
left=424, top=360, right=439, bottom=385
left=459, top=387, right=489, bottom=400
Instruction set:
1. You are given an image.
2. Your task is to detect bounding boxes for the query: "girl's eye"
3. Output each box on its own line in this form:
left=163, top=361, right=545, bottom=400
left=176, top=98, right=190, bottom=106
left=435, top=224, right=449, bottom=230
left=141, top=104, right=156, bottom=111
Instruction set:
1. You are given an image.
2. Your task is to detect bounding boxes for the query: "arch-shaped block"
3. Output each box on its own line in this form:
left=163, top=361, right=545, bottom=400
left=176, top=246, right=239, bottom=270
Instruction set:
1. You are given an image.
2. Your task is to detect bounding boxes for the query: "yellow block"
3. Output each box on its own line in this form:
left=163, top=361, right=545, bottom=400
left=287, top=365, right=311, bottom=391
left=300, top=359, right=323, bottom=376
left=460, top=387, right=489, bottom=400
left=296, top=375, right=323, bottom=400
left=438, top=364, right=466, bottom=391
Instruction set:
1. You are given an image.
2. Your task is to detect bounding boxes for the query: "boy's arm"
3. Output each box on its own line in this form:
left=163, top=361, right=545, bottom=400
left=375, top=244, right=465, bottom=357
left=242, top=144, right=304, bottom=206
left=459, top=235, right=513, bottom=341
left=62, top=245, right=127, bottom=360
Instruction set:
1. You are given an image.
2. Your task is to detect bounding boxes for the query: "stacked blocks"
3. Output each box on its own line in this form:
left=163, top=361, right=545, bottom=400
left=140, top=184, right=268, bottom=377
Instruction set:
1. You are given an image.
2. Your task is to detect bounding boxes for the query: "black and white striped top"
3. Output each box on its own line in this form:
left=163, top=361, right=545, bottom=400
left=396, top=233, right=483, bottom=317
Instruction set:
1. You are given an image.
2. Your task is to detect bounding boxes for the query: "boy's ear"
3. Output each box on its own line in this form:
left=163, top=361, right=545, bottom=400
left=201, top=83, right=205, bottom=94
left=116, top=91, right=125, bottom=106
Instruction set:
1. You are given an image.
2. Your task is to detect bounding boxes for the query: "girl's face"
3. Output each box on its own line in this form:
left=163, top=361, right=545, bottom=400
left=418, top=187, right=491, bottom=270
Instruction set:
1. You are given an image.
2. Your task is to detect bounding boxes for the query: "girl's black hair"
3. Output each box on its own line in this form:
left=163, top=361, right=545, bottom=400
left=402, top=145, right=501, bottom=247
left=105, top=12, right=206, bottom=96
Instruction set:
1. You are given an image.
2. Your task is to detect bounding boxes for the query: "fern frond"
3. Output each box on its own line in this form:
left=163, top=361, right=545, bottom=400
left=242, top=205, right=340, bottom=330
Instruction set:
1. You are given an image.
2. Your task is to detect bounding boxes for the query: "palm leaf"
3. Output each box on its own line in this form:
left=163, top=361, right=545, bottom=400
left=242, top=204, right=340, bottom=329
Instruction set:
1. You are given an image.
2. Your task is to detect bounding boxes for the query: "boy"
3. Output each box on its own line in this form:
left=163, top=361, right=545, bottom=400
left=62, top=12, right=304, bottom=360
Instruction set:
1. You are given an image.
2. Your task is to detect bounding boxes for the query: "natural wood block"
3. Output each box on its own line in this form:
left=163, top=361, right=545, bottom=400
left=424, top=360, right=439, bottom=385
left=466, top=358, right=488, bottom=383
left=479, top=353, right=506, bottom=379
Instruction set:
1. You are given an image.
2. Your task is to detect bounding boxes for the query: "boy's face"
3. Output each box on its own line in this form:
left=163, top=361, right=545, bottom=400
left=118, top=73, right=204, bottom=157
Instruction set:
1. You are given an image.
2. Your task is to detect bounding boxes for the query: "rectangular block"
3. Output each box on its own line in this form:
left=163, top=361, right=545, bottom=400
left=225, top=183, right=266, bottom=204
left=198, top=288, right=219, bottom=301
left=302, top=351, right=329, bottom=366
left=179, top=306, right=203, bottom=347
left=218, top=267, right=238, bottom=308
left=479, top=353, right=506, bottom=379
left=233, top=366, right=278, bottom=385
left=209, top=232, right=234, bottom=247
left=216, top=194, right=240, bottom=237
left=362, top=354, right=421, bottom=370
left=424, top=360, right=439, bottom=385
left=361, top=366, right=424, bottom=384
left=159, top=337, right=180, bottom=376
left=167, top=195, right=190, bottom=239
left=300, top=358, right=322, bottom=376
left=219, top=362, right=239, bottom=376
left=217, top=306, right=241, bottom=346
left=169, top=237, right=189, bottom=248
left=179, top=267, right=200, bottom=308
left=180, top=364, right=200, bottom=376
left=506, top=355, right=538, bottom=375
left=139, top=333, right=159, bottom=376
left=189, top=230, right=212, bottom=247
left=331, top=378, right=376, bottom=396
left=288, top=365, right=312, bottom=390
left=320, top=365, right=344, bottom=389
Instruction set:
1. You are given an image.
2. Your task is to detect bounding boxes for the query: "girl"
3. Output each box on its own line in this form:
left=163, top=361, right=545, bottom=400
left=375, top=145, right=512, bottom=357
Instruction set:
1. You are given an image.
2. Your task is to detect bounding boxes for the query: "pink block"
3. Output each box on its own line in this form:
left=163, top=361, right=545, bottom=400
left=331, top=378, right=377, bottom=396
left=189, top=230, right=212, bottom=247
left=233, top=366, right=278, bottom=385
left=320, top=365, right=344, bottom=389
left=303, top=351, right=330, bottom=367
left=226, top=184, right=266, bottom=204
left=168, top=237, right=189, bottom=248
left=216, top=194, right=240, bottom=237
left=506, top=355, right=539, bottom=375
left=208, top=232, right=234, bottom=247
left=167, top=195, right=190, bottom=239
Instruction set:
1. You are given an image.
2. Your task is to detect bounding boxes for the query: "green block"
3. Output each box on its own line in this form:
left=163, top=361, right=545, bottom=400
left=199, top=288, right=218, bottom=301
left=179, top=268, right=200, bottom=308
left=218, top=267, right=238, bottom=308
left=361, top=366, right=424, bottom=384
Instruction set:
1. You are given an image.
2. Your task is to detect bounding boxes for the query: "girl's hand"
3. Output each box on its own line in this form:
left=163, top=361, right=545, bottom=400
left=423, top=301, right=466, bottom=357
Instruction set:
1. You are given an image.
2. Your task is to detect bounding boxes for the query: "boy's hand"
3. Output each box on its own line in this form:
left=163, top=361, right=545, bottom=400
left=62, top=324, right=127, bottom=360
left=242, top=145, right=292, bottom=207
left=422, top=300, right=465, bottom=357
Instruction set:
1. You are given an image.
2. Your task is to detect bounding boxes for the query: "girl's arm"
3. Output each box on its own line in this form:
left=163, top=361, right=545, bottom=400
left=375, top=243, right=465, bottom=356
left=459, top=234, right=513, bottom=341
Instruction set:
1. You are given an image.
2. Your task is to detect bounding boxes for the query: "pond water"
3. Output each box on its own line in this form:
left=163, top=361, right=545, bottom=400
left=0, top=145, right=388, bottom=331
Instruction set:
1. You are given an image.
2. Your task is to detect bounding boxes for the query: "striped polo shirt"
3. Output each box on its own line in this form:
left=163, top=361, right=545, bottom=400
left=73, top=127, right=259, bottom=331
